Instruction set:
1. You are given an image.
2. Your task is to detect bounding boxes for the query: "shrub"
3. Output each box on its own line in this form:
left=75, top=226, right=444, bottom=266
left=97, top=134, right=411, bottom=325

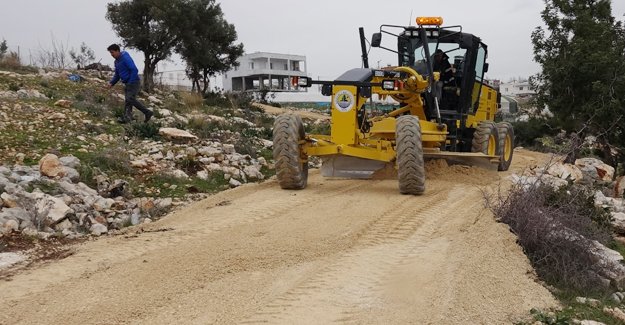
left=254, top=88, right=275, bottom=104
left=186, top=117, right=220, bottom=139
left=26, top=179, right=63, bottom=196
left=76, top=147, right=134, bottom=187
left=112, top=106, right=125, bottom=119
left=74, top=92, right=85, bottom=101
left=305, top=121, right=331, bottom=135
left=77, top=103, right=110, bottom=119
left=203, top=91, right=229, bottom=107
left=122, top=122, right=161, bottom=139
left=0, top=51, right=22, bottom=71
left=225, top=91, right=254, bottom=110
left=512, top=117, right=559, bottom=150
left=241, top=126, right=272, bottom=140
left=234, top=137, right=258, bottom=158
left=180, top=92, right=203, bottom=110
left=176, top=157, right=204, bottom=176
left=490, top=181, right=613, bottom=293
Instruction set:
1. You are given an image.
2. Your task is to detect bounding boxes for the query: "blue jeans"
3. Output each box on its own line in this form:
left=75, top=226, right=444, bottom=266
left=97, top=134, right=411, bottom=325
left=123, top=82, right=150, bottom=121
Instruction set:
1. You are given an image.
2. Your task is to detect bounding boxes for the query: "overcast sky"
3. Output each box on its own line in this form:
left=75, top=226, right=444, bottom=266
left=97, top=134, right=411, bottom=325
left=1, top=0, right=624, bottom=82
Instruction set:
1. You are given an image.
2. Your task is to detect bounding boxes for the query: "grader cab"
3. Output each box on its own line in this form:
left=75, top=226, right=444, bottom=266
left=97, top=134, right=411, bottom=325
left=272, top=17, right=514, bottom=195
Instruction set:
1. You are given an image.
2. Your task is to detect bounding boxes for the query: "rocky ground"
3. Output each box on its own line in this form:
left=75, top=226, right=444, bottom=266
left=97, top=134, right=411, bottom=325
left=0, top=67, right=328, bottom=257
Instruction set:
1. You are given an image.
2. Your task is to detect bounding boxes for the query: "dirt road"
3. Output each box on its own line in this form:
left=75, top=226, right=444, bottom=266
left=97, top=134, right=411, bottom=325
left=253, top=103, right=330, bottom=120
left=0, top=149, right=556, bottom=324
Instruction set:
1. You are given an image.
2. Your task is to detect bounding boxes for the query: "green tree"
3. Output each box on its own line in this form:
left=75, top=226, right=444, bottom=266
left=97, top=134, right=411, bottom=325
left=106, top=0, right=181, bottom=92
left=531, top=0, right=625, bottom=169
left=69, top=42, right=96, bottom=69
left=0, top=39, right=7, bottom=59
left=176, top=0, right=243, bottom=95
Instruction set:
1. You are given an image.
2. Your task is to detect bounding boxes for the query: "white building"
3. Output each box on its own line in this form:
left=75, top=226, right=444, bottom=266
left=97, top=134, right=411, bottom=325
left=154, top=70, right=193, bottom=91
left=500, top=80, right=535, bottom=97
left=222, top=52, right=308, bottom=92
left=153, top=69, right=224, bottom=91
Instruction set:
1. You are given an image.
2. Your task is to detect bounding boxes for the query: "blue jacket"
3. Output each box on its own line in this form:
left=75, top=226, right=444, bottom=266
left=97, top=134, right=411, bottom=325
left=110, top=51, right=140, bottom=85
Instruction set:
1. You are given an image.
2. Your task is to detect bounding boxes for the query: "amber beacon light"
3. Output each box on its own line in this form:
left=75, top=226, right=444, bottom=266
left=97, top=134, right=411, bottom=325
left=416, top=16, right=443, bottom=26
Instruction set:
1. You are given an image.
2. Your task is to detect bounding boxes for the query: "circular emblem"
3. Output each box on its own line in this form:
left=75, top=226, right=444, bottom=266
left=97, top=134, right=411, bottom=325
left=334, top=90, right=354, bottom=113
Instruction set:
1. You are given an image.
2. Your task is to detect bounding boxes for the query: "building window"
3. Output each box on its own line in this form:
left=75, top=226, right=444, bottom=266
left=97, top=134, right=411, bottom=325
left=519, top=86, right=524, bottom=91
left=249, top=62, right=254, bottom=70
left=505, top=88, right=508, bottom=92
left=270, top=63, right=273, bottom=69
left=284, top=63, right=288, bottom=70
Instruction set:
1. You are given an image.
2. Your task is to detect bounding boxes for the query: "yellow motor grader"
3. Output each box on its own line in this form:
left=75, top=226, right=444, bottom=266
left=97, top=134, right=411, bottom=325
left=272, top=17, right=514, bottom=195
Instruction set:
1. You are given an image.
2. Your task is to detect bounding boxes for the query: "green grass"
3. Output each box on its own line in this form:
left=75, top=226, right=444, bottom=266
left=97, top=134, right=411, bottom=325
left=518, top=242, right=625, bottom=325
left=305, top=121, right=331, bottom=135
left=524, top=291, right=624, bottom=325
left=257, top=148, right=275, bottom=179
left=25, top=179, right=63, bottom=195
left=122, top=121, right=162, bottom=140
left=186, top=116, right=221, bottom=139
left=134, top=173, right=228, bottom=198
left=609, top=240, right=625, bottom=259
left=74, top=147, right=134, bottom=188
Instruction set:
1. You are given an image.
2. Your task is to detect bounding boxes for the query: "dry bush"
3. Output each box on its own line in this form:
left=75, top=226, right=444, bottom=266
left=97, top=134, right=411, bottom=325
left=186, top=116, right=220, bottom=139
left=490, top=181, right=613, bottom=293
left=180, top=92, right=203, bottom=110
left=225, top=91, right=254, bottom=110
left=0, top=51, right=22, bottom=70
left=35, top=34, right=71, bottom=69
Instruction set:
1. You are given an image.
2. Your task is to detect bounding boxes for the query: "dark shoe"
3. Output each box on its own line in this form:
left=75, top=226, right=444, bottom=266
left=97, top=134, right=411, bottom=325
left=144, top=111, right=154, bottom=123
left=117, top=117, right=130, bottom=124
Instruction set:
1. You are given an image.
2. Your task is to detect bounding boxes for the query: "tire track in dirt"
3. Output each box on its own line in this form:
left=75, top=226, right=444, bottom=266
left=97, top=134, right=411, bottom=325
left=0, top=149, right=558, bottom=325
left=240, top=185, right=468, bottom=324
left=0, top=172, right=370, bottom=302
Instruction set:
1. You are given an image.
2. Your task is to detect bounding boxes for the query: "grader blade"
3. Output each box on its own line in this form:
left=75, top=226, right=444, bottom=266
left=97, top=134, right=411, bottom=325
left=321, top=155, right=387, bottom=179
left=423, top=150, right=500, bottom=171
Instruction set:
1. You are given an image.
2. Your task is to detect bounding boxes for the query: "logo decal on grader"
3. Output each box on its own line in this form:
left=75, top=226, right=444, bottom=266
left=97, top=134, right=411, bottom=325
left=334, top=90, right=354, bottom=112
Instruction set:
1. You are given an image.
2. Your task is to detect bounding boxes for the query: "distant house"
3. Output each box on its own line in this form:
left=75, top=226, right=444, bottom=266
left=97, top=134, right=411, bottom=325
left=154, top=70, right=193, bottom=91
left=500, top=80, right=535, bottom=97
left=222, top=52, right=309, bottom=92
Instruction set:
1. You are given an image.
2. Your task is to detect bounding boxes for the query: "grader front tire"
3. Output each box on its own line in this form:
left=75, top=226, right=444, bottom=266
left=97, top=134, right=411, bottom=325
left=496, top=122, right=514, bottom=171
left=396, top=115, right=425, bottom=195
left=471, top=121, right=499, bottom=156
left=273, top=114, right=308, bottom=189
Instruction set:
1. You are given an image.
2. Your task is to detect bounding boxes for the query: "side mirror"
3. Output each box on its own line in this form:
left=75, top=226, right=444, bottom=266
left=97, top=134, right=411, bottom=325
left=484, top=62, right=489, bottom=73
left=292, top=76, right=311, bottom=87
left=371, top=33, right=382, bottom=47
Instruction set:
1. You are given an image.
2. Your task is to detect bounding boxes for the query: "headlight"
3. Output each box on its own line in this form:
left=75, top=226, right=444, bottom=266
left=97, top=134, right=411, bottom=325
left=382, top=80, right=395, bottom=90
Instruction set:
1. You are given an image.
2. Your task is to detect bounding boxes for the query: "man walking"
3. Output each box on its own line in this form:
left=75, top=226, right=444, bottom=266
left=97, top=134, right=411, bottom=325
left=106, top=44, right=153, bottom=123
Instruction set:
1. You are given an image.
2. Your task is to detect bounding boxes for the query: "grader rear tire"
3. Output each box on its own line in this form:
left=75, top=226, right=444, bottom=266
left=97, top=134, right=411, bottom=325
left=471, top=121, right=499, bottom=156
left=273, top=114, right=308, bottom=189
left=496, top=122, right=514, bottom=171
left=396, top=115, right=425, bottom=195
